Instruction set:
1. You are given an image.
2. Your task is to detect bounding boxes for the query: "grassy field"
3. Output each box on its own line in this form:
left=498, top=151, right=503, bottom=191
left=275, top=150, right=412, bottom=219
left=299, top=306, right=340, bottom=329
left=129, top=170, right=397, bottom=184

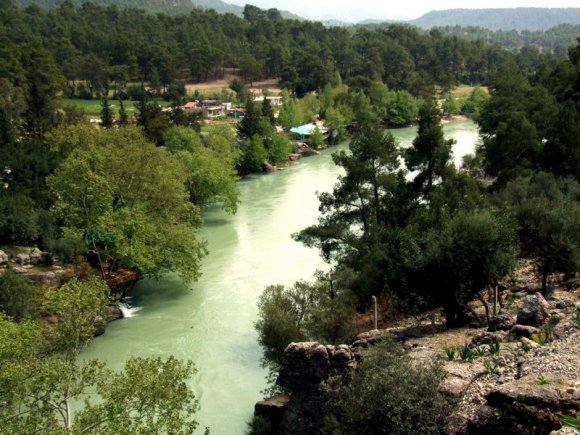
left=61, top=98, right=171, bottom=116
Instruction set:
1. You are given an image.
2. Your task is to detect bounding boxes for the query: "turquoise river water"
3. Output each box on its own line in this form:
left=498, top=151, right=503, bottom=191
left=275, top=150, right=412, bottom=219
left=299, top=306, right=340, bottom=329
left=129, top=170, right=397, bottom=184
left=81, top=120, right=480, bottom=434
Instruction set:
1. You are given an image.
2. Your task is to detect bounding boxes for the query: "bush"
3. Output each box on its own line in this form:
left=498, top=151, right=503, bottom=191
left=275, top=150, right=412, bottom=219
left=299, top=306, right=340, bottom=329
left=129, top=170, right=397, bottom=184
left=0, top=268, right=36, bottom=321
left=336, top=338, right=453, bottom=435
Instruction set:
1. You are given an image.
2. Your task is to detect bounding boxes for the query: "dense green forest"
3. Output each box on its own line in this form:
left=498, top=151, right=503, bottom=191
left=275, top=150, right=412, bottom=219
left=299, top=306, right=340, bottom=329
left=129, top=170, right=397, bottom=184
left=1, top=0, right=579, bottom=431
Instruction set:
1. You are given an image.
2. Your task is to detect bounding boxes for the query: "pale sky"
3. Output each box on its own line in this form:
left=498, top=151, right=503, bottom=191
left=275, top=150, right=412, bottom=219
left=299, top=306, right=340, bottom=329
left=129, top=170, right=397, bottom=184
left=226, top=0, right=580, bottom=22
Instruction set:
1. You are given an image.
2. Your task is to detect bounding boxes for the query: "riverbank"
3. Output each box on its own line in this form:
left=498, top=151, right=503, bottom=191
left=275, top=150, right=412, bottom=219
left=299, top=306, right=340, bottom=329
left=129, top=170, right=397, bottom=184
left=255, top=269, right=579, bottom=434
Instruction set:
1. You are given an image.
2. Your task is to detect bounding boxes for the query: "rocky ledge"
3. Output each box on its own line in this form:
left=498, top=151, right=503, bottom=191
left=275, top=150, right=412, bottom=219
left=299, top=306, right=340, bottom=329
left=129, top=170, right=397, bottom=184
left=255, top=285, right=579, bottom=434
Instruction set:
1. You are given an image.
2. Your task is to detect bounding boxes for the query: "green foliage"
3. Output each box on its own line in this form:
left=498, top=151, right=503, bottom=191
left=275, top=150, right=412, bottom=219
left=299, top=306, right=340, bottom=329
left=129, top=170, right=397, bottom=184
left=484, top=360, right=499, bottom=374
left=100, top=96, right=114, bottom=128
left=445, top=346, right=457, bottom=361
left=246, top=415, right=275, bottom=435
left=442, top=93, right=460, bottom=116
left=308, top=126, right=325, bottom=148
left=488, top=340, right=501, bottom=356
left=498, top=173, right=579, bottom=293
left=461, top=86, right=489, bottom=117
left=255, top=278, right=355, bottom=365
left=458, top=344, right=474, bottom=362
left=337, top=339, right=453, bottom=435
left=47, top=125, right=206, bottom=281
left=266, top=133, right=293, bottom=165
left=536, top=374, right=549, bottom=385
left=239, top=135, right=268, bottom=174
left=558, top=414, right=580, bottom=431
left=165, top=126, right=240, bottom=213
left=277, top=96, right=303, bottom=129
left=0, top=268, right=36, bottom=321
left=404, top=98, right=454, bottom=195
left=574, top=306, right=580, bottom=325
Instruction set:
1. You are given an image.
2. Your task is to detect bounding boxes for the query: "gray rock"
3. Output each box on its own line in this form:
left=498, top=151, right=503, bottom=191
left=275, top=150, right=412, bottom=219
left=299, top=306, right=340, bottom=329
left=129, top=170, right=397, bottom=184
left=488, top=313, right=516, bottom=331
left=28, top=248, right=43, bottom=265
left=509, top=324, right=541, bottom=339
left=440, top=362, right=487, bottom=397
left=471, top=331, right=507, bottom=346
left=551, top=299, right=575, bottom=310
left=14, top=253, right=30, bottom=265
left=277, top=342, right=331, bottom=391
left=0, top=250, right=8, bottom=265
left=517, top=293, right=552, bottom=327
left=255, top=394, right=289, bottom=429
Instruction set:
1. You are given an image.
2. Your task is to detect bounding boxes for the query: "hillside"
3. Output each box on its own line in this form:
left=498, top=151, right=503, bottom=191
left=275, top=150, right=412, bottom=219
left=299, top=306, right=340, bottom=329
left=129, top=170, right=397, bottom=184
left=11, top=0, right=302, bottom=18
left=191, top=0, right=301, bottom=19
left=11, top=0, right=196, bottom=14
left=410, top=8, right=580, bottom=31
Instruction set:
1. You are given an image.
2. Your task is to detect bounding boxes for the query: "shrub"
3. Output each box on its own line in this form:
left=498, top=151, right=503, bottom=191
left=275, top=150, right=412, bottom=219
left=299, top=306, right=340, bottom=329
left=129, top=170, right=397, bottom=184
left=337, top=338, right=453, bottom=435
left=0, top=268, right=36, bottom=320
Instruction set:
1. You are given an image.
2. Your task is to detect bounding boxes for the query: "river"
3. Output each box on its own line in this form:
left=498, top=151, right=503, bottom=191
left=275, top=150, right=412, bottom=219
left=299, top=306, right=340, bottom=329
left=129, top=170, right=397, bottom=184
left=81, top=120, right=480, bottom=434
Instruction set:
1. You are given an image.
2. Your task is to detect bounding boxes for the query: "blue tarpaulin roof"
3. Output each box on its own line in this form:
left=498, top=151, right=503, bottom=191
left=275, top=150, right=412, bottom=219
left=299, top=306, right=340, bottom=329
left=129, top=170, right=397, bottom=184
left=290, top=123, right=316, bottom=136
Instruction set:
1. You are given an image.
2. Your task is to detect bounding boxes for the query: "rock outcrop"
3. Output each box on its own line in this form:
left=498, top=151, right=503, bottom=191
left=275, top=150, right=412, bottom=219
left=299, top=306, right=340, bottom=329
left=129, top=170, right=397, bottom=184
left=517, top=292, right=552, bottom=326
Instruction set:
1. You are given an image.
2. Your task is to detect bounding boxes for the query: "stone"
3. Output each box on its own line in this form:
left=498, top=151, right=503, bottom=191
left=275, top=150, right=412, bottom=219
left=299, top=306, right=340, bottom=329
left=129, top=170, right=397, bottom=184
left=107, top=304, right=124, bottom=322
left=470, top=331, right=507, bottom=346
left=509, top=324, right=541, bottom=339
left=14, top=253, right=30, bottom=265
left=255, top=394, right=290, bottom=429
left=517, top=293, right=552, bottom=327
left=262, top=161, right=278, bottom=172
left=277, top=342, right=331, bottom=391
left=551, top=299, right=575, bottom=310
left=0, top=250, right=8, bottom=265
left=28, top=248, right=43, bottom=265
left=440, top=362, right=487, bottom=397
left=488, top=313, right=516, bottom=332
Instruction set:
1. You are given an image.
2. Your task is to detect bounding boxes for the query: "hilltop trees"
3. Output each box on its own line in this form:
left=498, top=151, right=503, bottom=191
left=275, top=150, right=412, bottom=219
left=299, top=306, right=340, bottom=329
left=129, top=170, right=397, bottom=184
left=47, top=126, right=207, bottom=281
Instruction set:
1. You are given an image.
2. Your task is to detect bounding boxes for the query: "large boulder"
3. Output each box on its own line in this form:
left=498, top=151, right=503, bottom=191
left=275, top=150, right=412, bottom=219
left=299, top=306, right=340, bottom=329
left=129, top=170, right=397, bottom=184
left=0, top=250, right=8, bottom=265
left=255, top=394, right=289, bottom=431
left=517, top=293, right=552, bottom=327
left=277, top=342, right=331, bottom=391
left=488, top=313, right=516, bottom=332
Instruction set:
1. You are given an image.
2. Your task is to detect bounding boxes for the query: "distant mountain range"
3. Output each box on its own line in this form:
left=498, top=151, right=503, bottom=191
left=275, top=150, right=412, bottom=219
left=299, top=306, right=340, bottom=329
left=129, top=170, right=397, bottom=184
left=408, top=8, right=580, bottom=31
left=9, top=0, right=580, bottom=31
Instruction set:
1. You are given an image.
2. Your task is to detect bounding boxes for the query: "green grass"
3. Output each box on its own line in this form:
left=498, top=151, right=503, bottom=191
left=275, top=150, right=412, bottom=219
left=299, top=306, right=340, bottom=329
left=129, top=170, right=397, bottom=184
left=61, top=98, right=171, bottom=116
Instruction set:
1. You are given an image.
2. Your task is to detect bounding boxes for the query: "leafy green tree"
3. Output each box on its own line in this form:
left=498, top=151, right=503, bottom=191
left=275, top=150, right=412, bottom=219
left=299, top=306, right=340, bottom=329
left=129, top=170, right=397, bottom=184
left=441, top=93, right=460, bottom=116
left=0, top=278, right=199, bottom=434
left=47, top=126, right=206, bottom=281
left=239, top=135, right=268, bottom=174
left=499, top=173, right=580, bottom=294
left=261, top=97, right=275, bottom=124
left=165, top=126, right=240, bottom=213
left=309, top=127, right=325, bottom=148
left=460, top=86, right=489, bottom=117
left=100, top=96, right=114, bottom=128
left=407, top=208, right=517, bottom=326
left=385, top=90, right=418, bottom=127
left=266, top=133, right=292, bottom=165
left=118, top=98, right=128, bottom=125
left=277, top=95, right=303, bottom=129
left=0, top=269, right=36, bottom=321
left=324, top=107, right=347, bottom=144
left=335, top=339, right=453, bottom=435
left=0, top=78, right=26, bottom=145
left=405, top=98, right=454, bottom=195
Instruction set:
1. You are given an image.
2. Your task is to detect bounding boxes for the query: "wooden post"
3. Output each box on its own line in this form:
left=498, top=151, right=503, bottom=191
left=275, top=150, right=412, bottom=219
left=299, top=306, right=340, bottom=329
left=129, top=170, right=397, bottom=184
left=372, top=296, right=378, bottom=330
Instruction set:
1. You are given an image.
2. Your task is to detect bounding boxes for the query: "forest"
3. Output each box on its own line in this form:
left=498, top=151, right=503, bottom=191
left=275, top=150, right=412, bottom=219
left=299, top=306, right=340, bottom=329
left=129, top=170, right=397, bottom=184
left=0, top=0, right=579, bottom=433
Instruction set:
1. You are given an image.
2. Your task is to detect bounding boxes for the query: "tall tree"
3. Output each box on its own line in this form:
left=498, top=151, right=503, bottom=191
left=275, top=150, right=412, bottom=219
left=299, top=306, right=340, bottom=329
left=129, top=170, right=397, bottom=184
left=405, top=98, right=454, bottom=195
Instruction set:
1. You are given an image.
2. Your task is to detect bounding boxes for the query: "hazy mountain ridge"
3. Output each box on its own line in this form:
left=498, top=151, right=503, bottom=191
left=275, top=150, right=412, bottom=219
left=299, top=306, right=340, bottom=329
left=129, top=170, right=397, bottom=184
left=190, top=0, right=301, bottom=19
left=409, top=8, right=580, bottom=31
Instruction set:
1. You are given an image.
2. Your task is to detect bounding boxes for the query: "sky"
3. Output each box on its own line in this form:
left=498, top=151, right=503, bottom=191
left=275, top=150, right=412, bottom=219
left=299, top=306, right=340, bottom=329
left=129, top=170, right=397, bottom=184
left=226, top=0, right=580, bottom=22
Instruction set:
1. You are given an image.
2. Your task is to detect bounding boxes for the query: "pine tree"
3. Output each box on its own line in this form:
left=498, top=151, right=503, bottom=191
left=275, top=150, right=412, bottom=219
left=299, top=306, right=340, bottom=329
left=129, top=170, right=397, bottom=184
left=118, top=98, right=128, bottom=125
left=100, top=96, right=114, bottom=128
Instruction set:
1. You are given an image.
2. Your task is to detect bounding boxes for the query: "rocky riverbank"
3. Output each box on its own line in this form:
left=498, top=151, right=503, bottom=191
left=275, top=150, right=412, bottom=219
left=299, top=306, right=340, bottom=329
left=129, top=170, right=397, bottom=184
left=255, top=278, right=579, bottom=434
